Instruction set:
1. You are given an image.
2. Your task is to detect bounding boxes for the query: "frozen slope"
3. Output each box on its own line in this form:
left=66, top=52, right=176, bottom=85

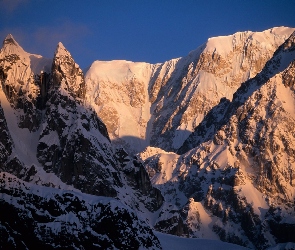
left=0, top=172, right=161, bottom=249
left=155, top=231, right=249, bottom=250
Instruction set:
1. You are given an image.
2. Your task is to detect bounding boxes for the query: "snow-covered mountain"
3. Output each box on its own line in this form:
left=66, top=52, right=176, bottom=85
left=138, top=29, right=295, bottom=249
left=85, top=26, right=294, bottom=154
left=1, top=26, right=295, bottom=250
left=0, top=34, right=163, bottom=249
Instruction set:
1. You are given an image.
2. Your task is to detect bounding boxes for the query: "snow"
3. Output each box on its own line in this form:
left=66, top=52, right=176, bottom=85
left=55, top=42, right=69, bottom=57
left=204, top=26, right=295, bottom=56
left=1, top=34, right=51, bottom=75
left=83, top=27, right=295, bottom=154
left=1, top=28, right=295, bottom=249
left=190, top=201, right=220, bottom=239
left=0, top=171, right=113, bottom=205
left=39, top=130, right=60, bottom=146
left=85, top=60, right=158, bottom=153
left=86, top=60, right=157, bottom=84
left=155, top=231, right=250, bottom=250
left=237, top=182, right=269, bottom=219
left=276, top=77, right=295, bottom=118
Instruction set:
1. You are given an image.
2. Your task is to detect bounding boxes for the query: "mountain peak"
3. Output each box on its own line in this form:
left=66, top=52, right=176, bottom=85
left=3, top=34, right=19, bottom=46
left=54, top=42, right=70, bottom=57
left=1, top=33, right=26, bottom=56
left=57, top=41, right=65, bottom=50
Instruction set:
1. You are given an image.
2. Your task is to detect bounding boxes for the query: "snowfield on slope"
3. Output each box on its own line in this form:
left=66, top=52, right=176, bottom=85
left=155, top=231, right=250, bottom=250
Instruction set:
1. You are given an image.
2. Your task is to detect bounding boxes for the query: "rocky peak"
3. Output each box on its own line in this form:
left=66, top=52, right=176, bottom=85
left=0, top=35, right=45, bottom=131
left=0, top=34, right=26, bottom=58
left=3, top=34, right=18, bottom=46
left=52, top=42, right=86, bottom=99
left=55, top=41, right=67, bottom=53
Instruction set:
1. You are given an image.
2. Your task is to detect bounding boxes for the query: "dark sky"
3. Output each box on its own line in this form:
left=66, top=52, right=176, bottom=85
left=0, top=0, right=294, bottom=69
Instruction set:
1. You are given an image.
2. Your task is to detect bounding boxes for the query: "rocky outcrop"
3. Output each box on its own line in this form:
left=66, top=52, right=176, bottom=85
left=121, top=153, right=164, bottom=211
left=178, top=30, right=295, bottom=154
left=0, top=105, right=13, bottom=165
left=52, top=43, right=86, bottom=99
left=36, top=42, right=120, bottom=196
left=1, top=28, right=295, bottom=250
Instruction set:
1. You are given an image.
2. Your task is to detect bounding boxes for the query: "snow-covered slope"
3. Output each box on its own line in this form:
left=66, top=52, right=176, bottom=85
left=85, top=27, right=295, bottom=153
left=155, top=231, right=250, bottom=250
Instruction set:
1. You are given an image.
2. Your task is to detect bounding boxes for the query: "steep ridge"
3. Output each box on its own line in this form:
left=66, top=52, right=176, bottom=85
left=85, top=27, right=295, bottom=153
left=138, top=31, right=295, bottom=249
left=0, top=36, right=163, bottom=248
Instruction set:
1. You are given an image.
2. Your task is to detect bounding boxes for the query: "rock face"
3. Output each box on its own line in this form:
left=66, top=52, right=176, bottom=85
left=138, top=30, right=295, bottom=249
left=52, top=42, right=86, bottom=99
left=85, top=27, right=295, bottom=153
left=85, top=60, right=157, bottom=153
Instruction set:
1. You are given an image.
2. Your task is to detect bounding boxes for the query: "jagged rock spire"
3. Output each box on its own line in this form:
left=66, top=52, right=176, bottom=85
left=52, top=42, right=86, bottom=99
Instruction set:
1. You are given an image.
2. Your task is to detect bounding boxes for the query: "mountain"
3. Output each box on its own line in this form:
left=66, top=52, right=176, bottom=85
left=1, top=26, right=295, bottom=250
left=138, top=30, right=295, bottom=249
left=0, top=34, right=162, bottom=249
left=85, top=27, right=295, bottom=154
